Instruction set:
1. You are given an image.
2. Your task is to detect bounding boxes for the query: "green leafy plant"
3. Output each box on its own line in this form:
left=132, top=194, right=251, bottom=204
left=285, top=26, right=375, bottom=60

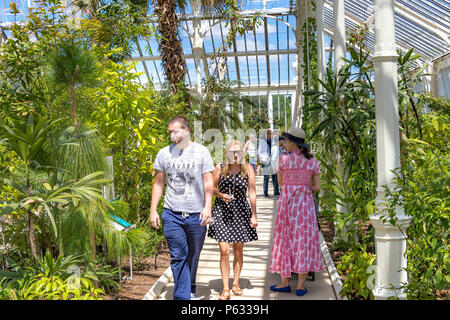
left=337, top=247, right=376, bottom=300
left=89, top=58, right=160, bottom=222
left=0, top=251, right=105, bottom=300
left=131, top=221, right=166, bottom=269
left=2, top=115, right=62, bottom=261
left=47, top=41, right=103, bottom=126
left=304, top=43, right=376, bottom=255
left=379, top=137, right=449, bottom=300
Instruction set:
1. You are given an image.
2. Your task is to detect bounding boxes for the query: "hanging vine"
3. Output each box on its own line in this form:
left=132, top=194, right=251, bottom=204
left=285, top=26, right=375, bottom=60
left=301, top=0, right=319, bottom=135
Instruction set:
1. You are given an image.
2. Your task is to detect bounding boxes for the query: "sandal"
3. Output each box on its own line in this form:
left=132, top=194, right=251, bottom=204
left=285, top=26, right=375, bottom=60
left=232, top=284, right=243, bottom=296
left=218, top=289, right=231, bottom=300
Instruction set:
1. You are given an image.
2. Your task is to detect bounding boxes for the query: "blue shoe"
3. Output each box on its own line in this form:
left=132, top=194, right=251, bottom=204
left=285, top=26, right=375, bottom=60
left=270, top=285, right=291, bottom=293
left=296, top=288, right=308, bottom=296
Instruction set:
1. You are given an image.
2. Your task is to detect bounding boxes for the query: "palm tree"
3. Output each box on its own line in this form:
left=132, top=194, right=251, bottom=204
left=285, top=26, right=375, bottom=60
left=1, top=116, right=112, bottom=263
left=2, top=115, right=57, bottom=262
left=70, top=0, right=101, bottom=19
left=70, top=0, right=154, bottom=63
left=47, top=40, right=111, bottom=266
left=153, top=0, right=230, bottom=95
left=48, top=41, right=102, bottom=126
left=153, top=0, right=187, bottom=94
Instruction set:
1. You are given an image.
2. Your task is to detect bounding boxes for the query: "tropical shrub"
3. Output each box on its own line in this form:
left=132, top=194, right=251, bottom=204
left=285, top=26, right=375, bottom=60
left=337, top=247, right=376, bottom=300
left=379, top=109, right=449, bottom=299
left=0, top=251, right=105, bottom=300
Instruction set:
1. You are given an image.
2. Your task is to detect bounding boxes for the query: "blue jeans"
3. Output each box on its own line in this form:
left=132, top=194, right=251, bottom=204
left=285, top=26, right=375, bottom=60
left=161, top=208, right=206, bottom=300
left=263, top=173, right=279, bottom=196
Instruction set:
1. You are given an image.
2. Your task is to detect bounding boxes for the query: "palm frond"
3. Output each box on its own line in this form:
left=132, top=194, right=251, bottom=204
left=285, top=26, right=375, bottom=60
left=49, top=124, right=109, bottom=182
left=47, top=41, right=102, bottom=89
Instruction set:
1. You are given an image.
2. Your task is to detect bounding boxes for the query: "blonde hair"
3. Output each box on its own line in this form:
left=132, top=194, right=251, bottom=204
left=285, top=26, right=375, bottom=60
left=222, top=139, right=248, bottom=178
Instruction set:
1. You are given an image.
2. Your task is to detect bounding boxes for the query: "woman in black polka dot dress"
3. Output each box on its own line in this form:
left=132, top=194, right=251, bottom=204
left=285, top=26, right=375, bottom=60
left=208, top=140, right=258, bottom=300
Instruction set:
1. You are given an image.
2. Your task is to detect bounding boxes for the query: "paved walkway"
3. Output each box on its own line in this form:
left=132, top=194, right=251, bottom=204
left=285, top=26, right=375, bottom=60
left=157, top=176, right=337, bottom=300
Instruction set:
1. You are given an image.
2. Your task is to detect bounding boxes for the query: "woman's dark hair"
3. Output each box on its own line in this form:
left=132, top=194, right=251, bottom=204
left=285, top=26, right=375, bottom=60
left=300, top=147, right=313, bottom=160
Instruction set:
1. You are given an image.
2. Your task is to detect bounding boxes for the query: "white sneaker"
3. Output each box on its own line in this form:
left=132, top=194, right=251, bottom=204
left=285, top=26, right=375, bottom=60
left=190, top=293, right=200, bottom=300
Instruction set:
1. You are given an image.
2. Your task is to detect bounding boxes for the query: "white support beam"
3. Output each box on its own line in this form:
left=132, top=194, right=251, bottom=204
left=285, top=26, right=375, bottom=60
left=316, top=0, right=326, bottom=89
left=187, top=86, right=296, bottom=95
left=238, top=101, right=244, bottom=124
left=292, top=0, right=305, bottom=128
left=224, top=101, right=231, bottom=136
left=370, top=0, right=410, bottom=300
left=333, top=0, right=346, bottom=73
left=268, top=92, right=274, bottom=130
left=134, top=38, right=152, bottom=84
left=431, top=59, right=440, bottom=97
left=191, top=0, right=204, bottom=98
left=130, top=49, right=300, bottom=61
left=290, top=91, right=296, bottom=127
left=177, top=7, right=294, bottom=22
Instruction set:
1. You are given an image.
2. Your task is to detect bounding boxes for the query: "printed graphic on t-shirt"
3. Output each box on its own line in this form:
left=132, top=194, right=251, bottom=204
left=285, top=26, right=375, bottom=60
left=165, top=159, right=201, bottom=199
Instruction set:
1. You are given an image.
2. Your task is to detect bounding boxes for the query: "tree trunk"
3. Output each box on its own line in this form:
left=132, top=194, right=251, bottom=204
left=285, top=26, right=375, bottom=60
left=89, top=227, right=98, bottom=288
left=89, top=229, right=96, bottom=262
left=123, top=137, right=129, bottom=203
left=70, top=65, right=79, bottom=125
left=136, top=180, right=141, bottom=223
left=154, top=0, right=187, bottom=94
left=26, top=172, right=39, bottom=263
left=0, top=220, right=6, bottom=262
left=70, top=82, right=78, bottom=126
left=28, top=211, right=39, bottom=263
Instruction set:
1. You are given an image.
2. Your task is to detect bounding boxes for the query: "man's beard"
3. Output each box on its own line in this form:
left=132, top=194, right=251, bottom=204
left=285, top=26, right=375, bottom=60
left=172, top=134, right=190, bottom=146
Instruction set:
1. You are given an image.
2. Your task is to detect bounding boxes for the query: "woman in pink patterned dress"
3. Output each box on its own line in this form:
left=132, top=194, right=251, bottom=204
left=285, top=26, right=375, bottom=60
left=269, top=127, right=323, bottom=297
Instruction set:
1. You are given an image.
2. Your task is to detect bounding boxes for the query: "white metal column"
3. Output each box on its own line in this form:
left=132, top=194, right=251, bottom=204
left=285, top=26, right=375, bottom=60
left=293, top=0, right=305, bottom=127
left=370, top=0, right=411, bottom=300
left=431, top=60, right=440, bottom=97
left=238, top=101, right=244, bottom=124
left=316, top=0, right=326, bottom=89
left=192, top=0, right=204, bottom=98
left=268, top=92, right=274, bottom=130
left=224, top=101, right=231, bottom=137
left=333, top=0, right=346, bottom=73
left=290, top=92, right=296, bottom=127
left=333, top=0, right=349, bottom=243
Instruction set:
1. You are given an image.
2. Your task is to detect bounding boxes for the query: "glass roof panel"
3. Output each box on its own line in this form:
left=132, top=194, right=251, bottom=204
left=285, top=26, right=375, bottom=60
left=247, top=55, right=259, bottom=85
left=0, top=0, right=448, bottom=92
left=269, top=54, right=279, bottom=85
left=279, top=54, right=290, bottom=84
left=180, top=21, right=193, bottom=55
left=257, top=55, right=268, bottom=85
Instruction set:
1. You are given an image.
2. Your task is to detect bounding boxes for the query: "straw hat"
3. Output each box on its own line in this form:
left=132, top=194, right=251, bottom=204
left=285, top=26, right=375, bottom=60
left=284, top=127, right=309, bottom=150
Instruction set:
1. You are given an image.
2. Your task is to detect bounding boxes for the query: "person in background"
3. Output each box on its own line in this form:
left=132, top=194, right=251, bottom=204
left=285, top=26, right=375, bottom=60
left=257, top=129, right=280, bottom=198
left=208, top=140, right=258, bottom=300
left=269, top=126, right=323, bottom=297
left=149, top=116, right=215, bottom=300
left=244, top=134, right=258, bottom=174
left=279, top=135, right=288, bottom=155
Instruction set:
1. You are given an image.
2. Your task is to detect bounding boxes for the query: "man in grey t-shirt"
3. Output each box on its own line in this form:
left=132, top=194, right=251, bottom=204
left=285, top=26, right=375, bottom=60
left=150, top=116, right=214, bottom=300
